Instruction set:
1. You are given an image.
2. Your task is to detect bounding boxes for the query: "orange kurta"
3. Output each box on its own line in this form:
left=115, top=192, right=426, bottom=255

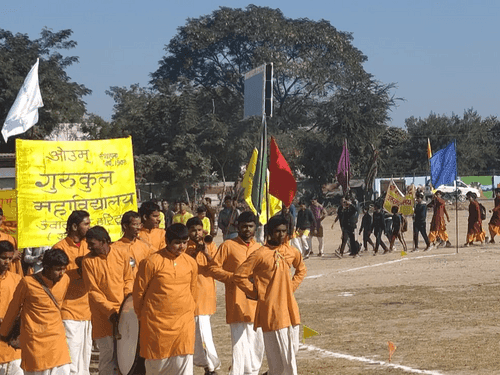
left=0, top=270, right=22, bottom=364
left=53, top=237, right=91, bottom=321
left=82, top=243, right=134, bottom=339
left=113, top=237, right=152, bottom=278
left=138, top=227, right=166, bottom=253
left=0, top=232, right=22, bottom=277
left=133, top=250, right=198, bottom=360
left=185, top=240, right=217, bottom=316
left=209, top=237, right=261, bottom=324
left=233, top=243, right=307, bottom=332
left=0, top=273, right=71, bottom=372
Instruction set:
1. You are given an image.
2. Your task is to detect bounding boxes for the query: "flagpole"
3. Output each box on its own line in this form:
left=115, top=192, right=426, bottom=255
left=455, top=140, right=458, bottom=254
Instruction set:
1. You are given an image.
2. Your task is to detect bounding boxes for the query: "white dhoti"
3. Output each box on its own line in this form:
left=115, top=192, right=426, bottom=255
left=290, top=238, right=302, bottom=253
left=24, top=364, right=71, bottom=375
left=63, top=320, right=92, bottom=375
left=0, top=359, right=23, bottom=375
left=299, top=235, right=310, bottom=256
left=145, top=355, right=193, bottom=375
left=263, top=325, right=299, bottom=375
left=194, top=315, right=220, bottom=372
left=95, top=336, right=119, bottom=375
left=229, top=322, right=264, bottom=375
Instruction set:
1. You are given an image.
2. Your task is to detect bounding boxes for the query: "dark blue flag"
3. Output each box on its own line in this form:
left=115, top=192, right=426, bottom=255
left=430, top=141, right=457, bottom=187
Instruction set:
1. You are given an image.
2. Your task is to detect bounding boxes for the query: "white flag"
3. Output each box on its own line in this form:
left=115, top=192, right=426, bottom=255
left=2, top=58, right=44, bottom=143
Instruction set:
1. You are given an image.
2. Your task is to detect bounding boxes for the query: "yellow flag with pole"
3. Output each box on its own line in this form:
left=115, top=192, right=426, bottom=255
left=303, top=325, right=319, bottom=343
left=242, top=148, right=282, bottom=225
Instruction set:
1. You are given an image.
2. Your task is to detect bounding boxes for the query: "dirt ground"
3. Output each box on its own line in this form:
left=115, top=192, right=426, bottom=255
left=194, top=199, right=500, bottom=375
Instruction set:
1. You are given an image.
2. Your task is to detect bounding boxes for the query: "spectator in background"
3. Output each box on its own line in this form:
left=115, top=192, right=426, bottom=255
left=23, top=246, right=51, bottom=274
left=218, top=196, right=240, bottom=241
left=295, top=200, right=316, bottom=259
left=309, top=198, right=327, bottom=257
left=173, top=201, right=194, bottom=226
left=202, top=197, right=217, bottom=237
left=488, top=188, right=500, bottom=243
left=161, top=200, right=175, bottom=229
left=197, top=206, right=211, bottom=236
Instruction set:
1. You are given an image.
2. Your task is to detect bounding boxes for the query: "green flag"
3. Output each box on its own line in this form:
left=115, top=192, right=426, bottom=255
left=251, top=116, right=268, bottom=217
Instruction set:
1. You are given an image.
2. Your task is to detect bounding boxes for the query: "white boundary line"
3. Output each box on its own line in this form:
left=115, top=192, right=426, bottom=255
left=338, top=253, right=456, bottom=273
left=300, top=343, right=444, bottom=375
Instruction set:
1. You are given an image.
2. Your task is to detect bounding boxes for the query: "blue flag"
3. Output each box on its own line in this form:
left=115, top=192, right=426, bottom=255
left=430, top=141, right=457, bottom=187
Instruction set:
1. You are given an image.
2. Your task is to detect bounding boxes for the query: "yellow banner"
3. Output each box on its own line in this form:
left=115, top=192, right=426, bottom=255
left=383, top=180, right=415, bottom=216
left=16, top=137, right=137, bottom=248
left=0, top=189, right=17, bottom=239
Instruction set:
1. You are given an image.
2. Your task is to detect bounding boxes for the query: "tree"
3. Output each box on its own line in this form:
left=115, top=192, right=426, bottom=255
left=0, top=28, right=91, bottom=151
left=150, top=5, right=400, bottom=188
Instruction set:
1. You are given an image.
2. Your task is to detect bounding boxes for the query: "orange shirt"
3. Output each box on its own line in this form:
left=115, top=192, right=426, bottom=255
left=133, top=250, right=198, bottom=360
left=234, top=243, right=307, bottom=332
left=0, top=273, right=71, bottom=372
left=185, top=240, right=217, bottom=316
left=209, top=237, right=261, bottom=324
left=0, top=271, right=22, bottom=364
left=82, top=244, right=134, bottom=339
left=113, top=236, right=152, bottom=278
left=54, top=237, right=91, bottom=321
left=138, top=227, right=166, bottom=253
left=0, top=232, right=22, bottom=277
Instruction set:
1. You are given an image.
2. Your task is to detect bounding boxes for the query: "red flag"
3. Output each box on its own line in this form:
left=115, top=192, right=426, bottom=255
left=269, top=137, right=297, bottom=207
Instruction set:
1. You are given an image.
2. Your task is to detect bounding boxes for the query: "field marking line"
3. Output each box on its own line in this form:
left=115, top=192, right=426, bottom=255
left=300, top=343, right=444, bottom=375
left=305, top=274, right=324, bottom=279
left=338, top=253, right=456, bottom=274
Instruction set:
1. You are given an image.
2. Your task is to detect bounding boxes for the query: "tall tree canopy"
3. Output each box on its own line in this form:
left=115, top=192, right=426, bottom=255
left=149, top=5, right=400, bottom=186
left=0, top=28, right=90, bottom=151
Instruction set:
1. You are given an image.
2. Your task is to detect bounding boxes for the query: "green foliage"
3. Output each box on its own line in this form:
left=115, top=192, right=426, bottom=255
left=149, top=5, right=400, bottom=187
left=0, top=28, right=91, bottom=151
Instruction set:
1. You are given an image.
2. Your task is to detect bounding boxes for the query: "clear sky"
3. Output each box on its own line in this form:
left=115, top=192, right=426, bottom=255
left=2, top=0, right=499, bottom=127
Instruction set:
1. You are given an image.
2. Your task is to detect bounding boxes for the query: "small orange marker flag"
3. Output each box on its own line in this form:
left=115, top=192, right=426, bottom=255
left=401, top=250, right=407, bottom=257
left=388, top=341, right=397, bottom=362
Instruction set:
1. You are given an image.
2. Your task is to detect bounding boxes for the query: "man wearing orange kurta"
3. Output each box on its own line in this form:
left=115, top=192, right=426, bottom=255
left=489, top=188, right=500, bottom=243
left=428, top=190, right=452, bottom=247
left=54, top=210, right=92, bottom=375
left=82, top=226, right=134, bottom=375
left=0, top=248, right=71, bottom=375
left=114, top=211, right=152, bottom=278
left=185, top=217, right=220, bottom=375
left=464, top=192, right=486, bottom=246
left=138, top=201, right=166, bottom=253
left=209, top=212, right=264, bottom=375
left=234, top=216, right=307, bottom=375
left=0, top=208, right=23, bottom=277
left=0, top=241, right=22, bottom=375
left=133, top=223, right=198, bottom=375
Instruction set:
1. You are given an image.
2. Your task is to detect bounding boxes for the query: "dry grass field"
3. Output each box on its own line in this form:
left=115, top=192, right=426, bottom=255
left=196, top=199, right=500, bottom=375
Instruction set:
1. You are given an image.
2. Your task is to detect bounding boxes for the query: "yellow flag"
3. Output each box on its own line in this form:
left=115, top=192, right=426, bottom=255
left=401, top=251, right=407, bottom=256
left=241, top=148, right=282, bottom=225
left=303, top=325, right=319, bottom=342
left=427, top=138, right=432, bottom=159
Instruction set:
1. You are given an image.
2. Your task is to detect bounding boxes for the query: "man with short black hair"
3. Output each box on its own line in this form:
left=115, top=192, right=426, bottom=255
left=210, top=212, right=264, bottom=375
left=54, top=210, right=92, bottom=375
left=1, top=248, right=71, bottom=375
left=114, top=211, right=152, bottom=277
left=134, top=223, right=198, bottom=375
left=138, top=201, right=166, bottom=252
left=234, top=216, right=306, bottom=375
left=186, top=217, right=220, bottom=375
left=295, top=201, right=316, bottom=258
left=0, top=240, right=22, bottom=375
left=82, top=226, right=134, bottom=375
left=173, top=201, right=194, bottom=225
